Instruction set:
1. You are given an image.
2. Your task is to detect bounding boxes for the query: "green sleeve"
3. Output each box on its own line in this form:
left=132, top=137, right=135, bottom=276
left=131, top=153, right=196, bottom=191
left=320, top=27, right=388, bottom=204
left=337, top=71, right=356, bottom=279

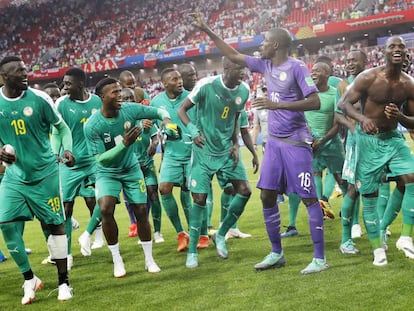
left=53, top=121, right=73, bottom=152
left=51, top=127, right=62, bottom=154
left=95, top=142, right=127, bottom=167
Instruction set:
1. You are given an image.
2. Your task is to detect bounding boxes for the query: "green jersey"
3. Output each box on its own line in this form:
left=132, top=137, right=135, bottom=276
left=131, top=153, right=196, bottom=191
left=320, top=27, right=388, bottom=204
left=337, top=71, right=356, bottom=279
left=134, top=123, right=158, bottom=168
left=305, top=86, right=337, bottom=141
left=188, top=75, right=250, bottom=156
left=151, top=90, right=193, bottom=160
left=239, top=110, right=249, bottom=129
left=328, top=75, right=342, bottom=88
left=84, top=103, right=166, bottom=175
left=0, top=87, right=61, bottom=182
left=55, top=93, right=101, bottom=168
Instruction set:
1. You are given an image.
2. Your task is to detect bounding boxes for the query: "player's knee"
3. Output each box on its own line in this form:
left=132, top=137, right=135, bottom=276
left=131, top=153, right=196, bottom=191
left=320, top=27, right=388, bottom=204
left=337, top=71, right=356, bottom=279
left=47, top=234, right=68, bottom=260
left=159, top=183, right=173, bottom=195
left=133, top=204, right=148, bottom=219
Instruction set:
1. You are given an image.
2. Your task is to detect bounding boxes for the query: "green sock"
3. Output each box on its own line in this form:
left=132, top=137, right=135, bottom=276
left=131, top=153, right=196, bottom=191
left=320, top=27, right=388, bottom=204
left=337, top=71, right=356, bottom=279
left=162, top=193, right=183, bottom=233
left=218, top=194, right=249, bottom=236
left=401, top=223, right=413, bottom=237
left=220, top=191, right=232, bottom=223
left=323, top=172, right=336, bottom=199
left=401, top=183, right=414, bottom=227
left=341, top=195, right=354, bottom=243
left=200, top=206, right=208, bottom=236
left=180, top=190, right=191, bottom=227
left=65, top=217, right=72, bottom=254
left=362, top=196, right=381, bottom=249
left=189, top=202, right=205, bottom=253
left=151, top=200, right=162, bottom=232
left=86, top=204, right=102, bottom=234
left=381, top=187, right=403, bottom=230
left=287, top=193, right=301, bottom=227
left=0, top=222, right=31, bottom=273
left=352, top=195, right=360, bottom=226
left=377, top=183, right=390, bottom=221
left=206, top=187, right=213, bottom=228
left=314, top=175, right=323, bottom=199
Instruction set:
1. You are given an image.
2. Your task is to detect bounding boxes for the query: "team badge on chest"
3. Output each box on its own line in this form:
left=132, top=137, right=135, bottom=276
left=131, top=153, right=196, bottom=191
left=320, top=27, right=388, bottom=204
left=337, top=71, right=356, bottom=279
left=23, top=106, right=33, bottom=117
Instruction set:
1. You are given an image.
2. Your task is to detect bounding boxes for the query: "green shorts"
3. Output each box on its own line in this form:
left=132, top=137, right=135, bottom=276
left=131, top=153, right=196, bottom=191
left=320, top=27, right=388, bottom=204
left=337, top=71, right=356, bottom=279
left=312, top=137, right=345, bottom=174
left=60, top=163, right=96, bottom=201
left=0, top=170, right=64, bottom=225
left=141, top=160, right=158, bottom=186
left=95, top=166, right=147, bottom=204
left=159, top=156, right=190, bottom=186
left=355, top=127, right=414, bottom=194
left=342, top=130, right=356, bottom=184
left=190, top=149, right=247, bottom=194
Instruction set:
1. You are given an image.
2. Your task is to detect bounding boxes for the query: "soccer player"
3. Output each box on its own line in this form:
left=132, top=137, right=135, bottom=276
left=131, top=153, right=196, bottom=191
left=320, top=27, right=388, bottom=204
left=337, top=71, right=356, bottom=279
left=335, top=50, right=368, bottom=253
left=121, top=87, right=164, bottom=243
left=52, top=68, right=103, bottom=265
left=0, top=56, right=74, bottom=303
left=178, top=56, right=253, bottom=268
left=189, top=13, right=327, bottom=274
left=119, top=70, right=151, bottom=104
left=151, top=68, right=194, bottom=252
left=84, top=77, right=170, bottom=277
left=340, top=36, right=414, bottom=265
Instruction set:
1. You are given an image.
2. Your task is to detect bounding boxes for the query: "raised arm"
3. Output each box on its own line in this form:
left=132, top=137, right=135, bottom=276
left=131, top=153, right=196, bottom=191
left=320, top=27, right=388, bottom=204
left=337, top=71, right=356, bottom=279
left=189, top=12, right=247, bottom=67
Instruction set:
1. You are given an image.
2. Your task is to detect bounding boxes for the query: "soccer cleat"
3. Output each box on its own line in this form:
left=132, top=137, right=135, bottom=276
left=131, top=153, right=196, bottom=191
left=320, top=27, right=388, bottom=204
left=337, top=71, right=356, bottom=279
left=396, top=236, right=414, bottom=259
left=330, top=189, right=343, bottom=200
left=71, top=217, right=79, bottom=230
left=277, top=194, right=285, bottom=203
left=197, top=235, right=210, bottom=249
left=351, top=224, right=362, bottom=239
left=186, top=253, right=198, bottom=268
left=301, top=258, right=329, bottom=274
left=113, top=256, right=126, bottom=278
left=225, top=228, right=252, bottom=240
left=41, top=255, right=56, bottom=265
left=57, top=283, right=73, bottom=301
left=67, top=254, right=73, bottom=271
left=340, top=239, right=359, bottom=254
left=0, top=254, right=7, bottom=262
left=21, top=275, right=43, bottom=305
left=207, top=227, right=217, bottom=237
left=177, top=231, right=189, bottom=252
left=25, top=248, right=32, bottom=255
left=373, top=248, right=388, bottom=266
left=145, top=260, right=161, bottom=274
left=254, top=252, right=285, bottom=271
left=211, top=233, right=228, bottom=259
left=78, top=232, right=92, bottom=256
left=281, top=226, right=299, bottom=238
left=154, top=231, right=165, bottom=243
left=92, top=226, right=105, bottom=249
left=128, top=223, right=138, bottom=237
left=386, top=226, right=391, bottom=237
left=319, top=200, right=335, bottom=219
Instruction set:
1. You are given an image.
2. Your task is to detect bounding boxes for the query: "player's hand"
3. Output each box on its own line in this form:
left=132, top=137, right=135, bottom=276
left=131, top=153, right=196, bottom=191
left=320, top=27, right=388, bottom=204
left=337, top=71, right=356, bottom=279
left=62, top=150, right=75, bottom=167
left=384, top=103, right=401, bottom=120
left=252, top=97, right=279, bottom=110
left=360, top=117, right=378, bottom=134
left=312, top=139, right=322, bottom=152
left=147, top=141, right=158, bottom=157
left=229, top=144, right=239, bottom=167
left=123, top=125, right=142, bottom=146
left=189, top=12, right=209, bottom=31
left=141, top=119, right=153, bottom=130
left=160, top=118, right=172, bottom=130
left=252, top=154, right=259, bottom=174
left=0, top=146, right=16, bottom=165
left=193, top=131, right=206, bottom=148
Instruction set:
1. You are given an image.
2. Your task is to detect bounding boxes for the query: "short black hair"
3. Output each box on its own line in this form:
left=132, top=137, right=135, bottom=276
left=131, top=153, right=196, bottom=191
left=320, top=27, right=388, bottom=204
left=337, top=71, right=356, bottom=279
left=0, top=56, right=22, bottom=68
left=64, top=67, right=87, bottom=84
left=43, top=82, right=59, bottom=90
left=160, top=67, right=177, bottom=82
left=95, top=77, right=118, bottom=97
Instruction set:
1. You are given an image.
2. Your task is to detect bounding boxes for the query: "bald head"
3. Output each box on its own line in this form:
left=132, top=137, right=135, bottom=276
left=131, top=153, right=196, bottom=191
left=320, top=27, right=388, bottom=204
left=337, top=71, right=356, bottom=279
left=268, top=28, right=292, bottom=50
left=119, top=70, right=136, bottom=89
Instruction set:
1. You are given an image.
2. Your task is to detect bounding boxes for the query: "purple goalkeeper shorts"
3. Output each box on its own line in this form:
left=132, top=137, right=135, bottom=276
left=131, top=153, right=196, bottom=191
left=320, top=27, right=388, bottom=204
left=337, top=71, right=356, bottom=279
left=257, top=137, right=317, bottom=198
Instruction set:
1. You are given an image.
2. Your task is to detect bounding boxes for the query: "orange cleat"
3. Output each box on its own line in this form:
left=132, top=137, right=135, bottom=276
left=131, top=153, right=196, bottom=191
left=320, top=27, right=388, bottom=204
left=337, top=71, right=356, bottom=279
left=128, top=223, right=138, bottom=237
left=197, top=235, right=210, bottom=249
left=177, top=231, right=189, bottom=252
left=319, top=200, right=335, bottom=219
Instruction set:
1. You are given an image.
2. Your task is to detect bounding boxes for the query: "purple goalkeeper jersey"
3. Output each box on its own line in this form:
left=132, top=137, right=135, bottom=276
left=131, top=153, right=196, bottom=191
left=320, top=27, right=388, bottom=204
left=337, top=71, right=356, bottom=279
left=246, top=56, right=318, bottom=142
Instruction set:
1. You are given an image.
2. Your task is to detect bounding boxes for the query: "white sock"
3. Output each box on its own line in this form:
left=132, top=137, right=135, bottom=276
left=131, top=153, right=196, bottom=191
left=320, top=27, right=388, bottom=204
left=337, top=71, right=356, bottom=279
left=108, top=243, right=121, bottom=259
left=94, top=226, right=103, bottom=241
left=140, top=241, right=154, bottom=262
